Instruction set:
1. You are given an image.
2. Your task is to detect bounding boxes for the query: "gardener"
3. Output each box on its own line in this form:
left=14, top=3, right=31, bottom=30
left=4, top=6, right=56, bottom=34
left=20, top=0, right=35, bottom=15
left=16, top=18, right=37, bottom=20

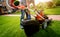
left=17, top=2, right=31, bottom=29
left=10, top=0, right=31, bottom=28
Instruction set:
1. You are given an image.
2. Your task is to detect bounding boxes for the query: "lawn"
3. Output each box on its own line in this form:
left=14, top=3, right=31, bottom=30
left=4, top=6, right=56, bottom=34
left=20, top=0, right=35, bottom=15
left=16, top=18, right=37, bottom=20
left=0, top=16, right=26, bottom=37
left=44, top=6, right=60, bottom=15
left=14, top=6, right=60, bottom=15
left=0, top=16, right=60, bottom=37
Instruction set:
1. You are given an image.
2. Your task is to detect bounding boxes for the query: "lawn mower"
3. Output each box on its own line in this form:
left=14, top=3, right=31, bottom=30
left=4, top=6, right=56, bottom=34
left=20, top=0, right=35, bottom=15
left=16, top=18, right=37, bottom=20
left=21, top=10, right=52, bottom=37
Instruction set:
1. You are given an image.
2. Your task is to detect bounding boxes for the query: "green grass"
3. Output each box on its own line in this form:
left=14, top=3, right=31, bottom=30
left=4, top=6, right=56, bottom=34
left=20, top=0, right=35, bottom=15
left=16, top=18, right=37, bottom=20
left=0, top=16, right=26, bottom=37
left=33, top=21, right=60, bottom=37
left=44, top=6, right=60, bottom=15
left=14, top=6, right=60, bottom=15
left=0, top=16, right=60, bottom=37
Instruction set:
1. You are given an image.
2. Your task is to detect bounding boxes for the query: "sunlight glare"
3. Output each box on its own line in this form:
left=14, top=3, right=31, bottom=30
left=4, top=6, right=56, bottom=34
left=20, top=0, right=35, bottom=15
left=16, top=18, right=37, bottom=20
left=35, top=0, right=52, bottom=5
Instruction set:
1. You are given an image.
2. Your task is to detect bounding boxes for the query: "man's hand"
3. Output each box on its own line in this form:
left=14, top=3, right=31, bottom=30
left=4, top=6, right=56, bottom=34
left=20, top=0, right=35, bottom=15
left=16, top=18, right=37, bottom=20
left=35, top=12, right=45, bottom=20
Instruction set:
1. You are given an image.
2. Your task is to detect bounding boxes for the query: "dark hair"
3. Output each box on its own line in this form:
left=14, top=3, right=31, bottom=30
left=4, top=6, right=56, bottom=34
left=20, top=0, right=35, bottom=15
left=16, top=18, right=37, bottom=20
left=14, top=1, right=20, bottom=6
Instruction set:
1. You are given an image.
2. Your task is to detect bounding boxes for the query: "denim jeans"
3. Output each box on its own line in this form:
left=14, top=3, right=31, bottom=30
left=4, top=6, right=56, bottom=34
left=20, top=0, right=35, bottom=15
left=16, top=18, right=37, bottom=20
left=20, top=10, right=31, bottom=21
left=20, top=10, right=31, bottom=29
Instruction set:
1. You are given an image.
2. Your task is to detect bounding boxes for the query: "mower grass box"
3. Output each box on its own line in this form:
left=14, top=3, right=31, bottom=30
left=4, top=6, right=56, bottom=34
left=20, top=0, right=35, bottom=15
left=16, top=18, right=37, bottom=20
left=22, top=20, right=40, bottom=37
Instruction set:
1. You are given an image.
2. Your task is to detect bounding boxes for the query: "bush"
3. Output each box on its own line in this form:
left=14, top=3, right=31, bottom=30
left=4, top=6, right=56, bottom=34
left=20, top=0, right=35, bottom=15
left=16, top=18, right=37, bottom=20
left=46, top=2, right=55, bottom=8
left=56, top=1, right=60, bottom=6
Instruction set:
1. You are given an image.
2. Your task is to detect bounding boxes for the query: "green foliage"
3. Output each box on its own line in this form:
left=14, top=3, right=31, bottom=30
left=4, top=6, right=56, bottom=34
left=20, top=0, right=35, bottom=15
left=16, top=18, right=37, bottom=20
left=53, top=0, right=60, bottom=6
left=36, top=2, right=55, bottom=9
left=56, top=1, right=60, bottom=6
left=46, top=2, right=55, bottom=8
left=36, top=3, right=42, bottom=10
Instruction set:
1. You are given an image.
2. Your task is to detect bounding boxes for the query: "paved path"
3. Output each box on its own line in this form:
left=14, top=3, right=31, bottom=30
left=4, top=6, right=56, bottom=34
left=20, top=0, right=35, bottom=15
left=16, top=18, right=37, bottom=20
left=1, top=14, right=60, bottom=21
left=47, top=15, right=60, bottom=21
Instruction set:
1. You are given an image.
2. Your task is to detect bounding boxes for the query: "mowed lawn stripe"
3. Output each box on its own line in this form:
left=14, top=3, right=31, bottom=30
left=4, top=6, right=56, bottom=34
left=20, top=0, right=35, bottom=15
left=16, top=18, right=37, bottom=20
left=0, top=22, right=18, bottom=37
left=1, top=23, right=19, bottom=37
left=0, top=19, right=26, bottom=37
left=9, top=20, right=26, bottom=37
left=0, top=16, right=19, bottom=34
left=0, top=16, right=20, bottom=37
left=0, top=22, right=16, bottom=34
left=10, top=24, right=26, bottom=37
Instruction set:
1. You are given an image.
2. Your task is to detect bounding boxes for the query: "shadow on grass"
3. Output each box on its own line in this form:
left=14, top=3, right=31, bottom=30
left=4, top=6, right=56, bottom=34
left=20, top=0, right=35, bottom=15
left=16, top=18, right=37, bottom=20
left=32, top=28, right=60, bottom=37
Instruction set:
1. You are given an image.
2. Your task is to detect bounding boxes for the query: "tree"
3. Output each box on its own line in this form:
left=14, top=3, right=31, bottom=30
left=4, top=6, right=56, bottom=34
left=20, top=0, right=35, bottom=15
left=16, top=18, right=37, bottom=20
left=52, top=0, right=60, bottom=6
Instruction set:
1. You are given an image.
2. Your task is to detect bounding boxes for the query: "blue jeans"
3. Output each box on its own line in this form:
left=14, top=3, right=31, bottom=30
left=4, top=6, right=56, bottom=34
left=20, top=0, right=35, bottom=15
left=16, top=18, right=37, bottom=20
left=20, top=10, right=31, bottom=21
left=20, top=10, right=25, bottom=29
left=20, top=10, right=31, bottom=28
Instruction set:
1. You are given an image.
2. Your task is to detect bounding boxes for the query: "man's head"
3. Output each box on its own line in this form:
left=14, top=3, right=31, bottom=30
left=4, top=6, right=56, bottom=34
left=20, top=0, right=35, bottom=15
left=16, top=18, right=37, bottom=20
left=14, top=1, right=20, bottom=6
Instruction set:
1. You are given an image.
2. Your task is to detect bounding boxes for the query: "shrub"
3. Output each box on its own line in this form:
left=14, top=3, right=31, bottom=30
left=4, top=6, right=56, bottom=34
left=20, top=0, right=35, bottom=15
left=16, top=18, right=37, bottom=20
left=56, top=1, right=60, bottom=6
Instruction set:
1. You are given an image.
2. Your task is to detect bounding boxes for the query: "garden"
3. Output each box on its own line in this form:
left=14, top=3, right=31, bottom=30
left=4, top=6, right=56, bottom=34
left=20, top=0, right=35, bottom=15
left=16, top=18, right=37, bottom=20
left=0, top=0, right=60, bottom=37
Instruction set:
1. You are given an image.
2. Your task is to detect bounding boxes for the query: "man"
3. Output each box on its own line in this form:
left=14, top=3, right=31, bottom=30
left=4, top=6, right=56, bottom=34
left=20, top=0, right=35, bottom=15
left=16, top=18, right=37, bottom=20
left=17, top=2, right=31, bottom=29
